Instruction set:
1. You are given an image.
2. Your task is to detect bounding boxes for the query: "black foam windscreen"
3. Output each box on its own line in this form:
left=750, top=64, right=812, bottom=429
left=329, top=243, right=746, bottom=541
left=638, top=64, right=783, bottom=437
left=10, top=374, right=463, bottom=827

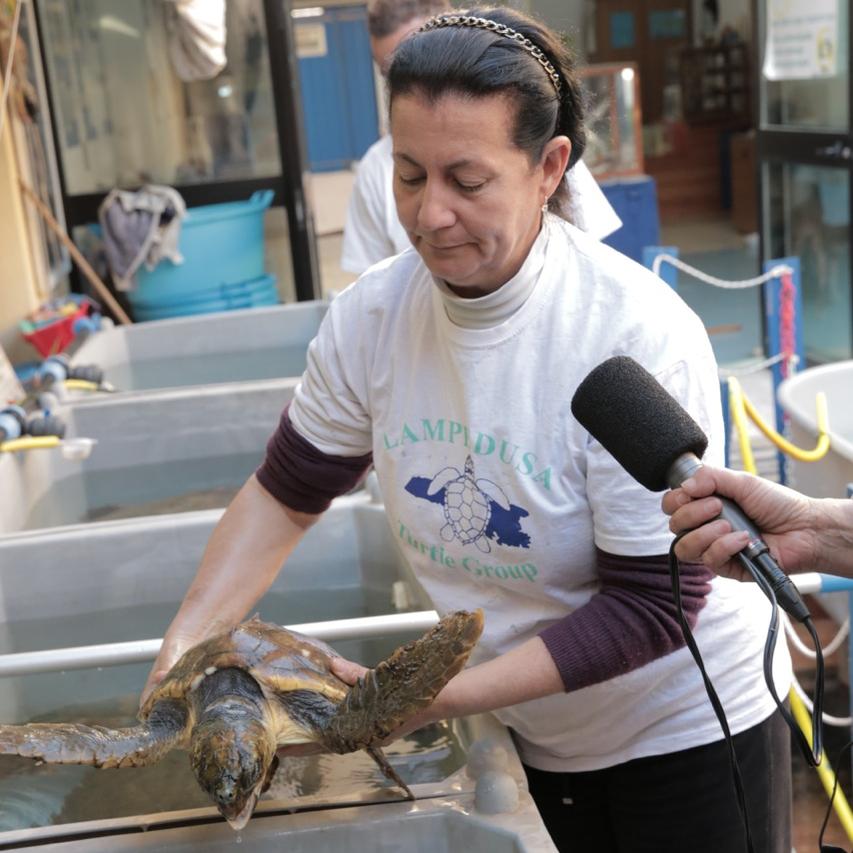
left=570, top=356, right=709, bottom=492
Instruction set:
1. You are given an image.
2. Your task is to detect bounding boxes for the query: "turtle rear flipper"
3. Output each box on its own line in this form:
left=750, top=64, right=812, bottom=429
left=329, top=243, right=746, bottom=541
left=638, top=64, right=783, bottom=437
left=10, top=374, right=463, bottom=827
left=322, top=609, right=483, bottom=754
left=366, top=745, right=413, bottom=800
left=0, top=699, right=189, bottom=769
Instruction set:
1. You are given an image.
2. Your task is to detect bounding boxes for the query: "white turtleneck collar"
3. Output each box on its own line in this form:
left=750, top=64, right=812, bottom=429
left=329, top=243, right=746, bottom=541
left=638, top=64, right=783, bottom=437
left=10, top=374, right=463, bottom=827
left=432, top=215, right=552, bottom=330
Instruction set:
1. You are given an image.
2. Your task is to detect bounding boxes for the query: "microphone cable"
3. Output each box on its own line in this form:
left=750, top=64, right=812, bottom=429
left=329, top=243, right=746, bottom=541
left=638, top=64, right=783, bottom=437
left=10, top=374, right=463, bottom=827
left=669, top=535, right=754, bottom=853
left=743, top=555, right=824, bottom=767
left=669, top=534, right=826, bottom=853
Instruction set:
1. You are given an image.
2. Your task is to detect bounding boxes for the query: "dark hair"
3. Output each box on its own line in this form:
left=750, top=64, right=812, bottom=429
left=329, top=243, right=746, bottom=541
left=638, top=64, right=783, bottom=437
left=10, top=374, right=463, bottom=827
left=367, top=0, right=452, bottom=39
left=387, top=8, right=585, bottom=215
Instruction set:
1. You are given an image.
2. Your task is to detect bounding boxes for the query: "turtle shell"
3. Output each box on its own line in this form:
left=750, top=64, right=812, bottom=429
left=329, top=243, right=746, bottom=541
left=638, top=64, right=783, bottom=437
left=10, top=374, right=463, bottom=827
left=141, top=617, right=349, bottom=720
left=444, top=475, right=491, bottom=543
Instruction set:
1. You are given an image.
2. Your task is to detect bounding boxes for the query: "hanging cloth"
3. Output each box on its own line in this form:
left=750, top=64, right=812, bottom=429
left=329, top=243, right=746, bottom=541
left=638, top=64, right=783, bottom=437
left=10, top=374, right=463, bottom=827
left=98, top=185, right=186, bottom=291
left=164, top=0, right=227, bottom=82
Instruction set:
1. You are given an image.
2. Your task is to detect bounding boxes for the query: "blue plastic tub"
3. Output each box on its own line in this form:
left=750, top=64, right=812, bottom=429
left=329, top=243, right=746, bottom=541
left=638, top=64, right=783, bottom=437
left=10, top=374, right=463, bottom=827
left=133, top=291, right=279, bottom=322
left=129, top=271, right=278, bottom=311
left=132, top=275, right=279, bottom=321
left=133, top=190, right=274, bottom=302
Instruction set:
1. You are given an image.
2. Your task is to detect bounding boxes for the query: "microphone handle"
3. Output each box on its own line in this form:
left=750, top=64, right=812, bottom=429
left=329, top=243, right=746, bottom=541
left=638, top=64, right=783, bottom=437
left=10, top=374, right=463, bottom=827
left=717, top=498, right=811, bottom=624
left=668, top=454, right=811, bottom=624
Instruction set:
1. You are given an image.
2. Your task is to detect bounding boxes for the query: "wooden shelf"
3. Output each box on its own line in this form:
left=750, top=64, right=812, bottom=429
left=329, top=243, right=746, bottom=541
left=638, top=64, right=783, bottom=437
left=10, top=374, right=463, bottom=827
left=680, top=44, right=750, bottom=125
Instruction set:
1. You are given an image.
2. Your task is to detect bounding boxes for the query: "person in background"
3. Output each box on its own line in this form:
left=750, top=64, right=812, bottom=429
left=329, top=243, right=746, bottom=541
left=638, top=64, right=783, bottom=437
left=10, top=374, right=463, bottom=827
left=340, top=0, right=622, bottom=276
left=147, top=9, right=791, bottom=851
left=663, top=465, right=853, bottom=580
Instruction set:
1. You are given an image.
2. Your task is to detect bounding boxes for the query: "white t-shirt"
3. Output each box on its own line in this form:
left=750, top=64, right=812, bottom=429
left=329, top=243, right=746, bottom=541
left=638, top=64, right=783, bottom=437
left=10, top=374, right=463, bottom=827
left=297, top=214, right=791, bottom=772
left=341, top=136, right=410, bottom=275
left=341, top=135, right=623, bottom=275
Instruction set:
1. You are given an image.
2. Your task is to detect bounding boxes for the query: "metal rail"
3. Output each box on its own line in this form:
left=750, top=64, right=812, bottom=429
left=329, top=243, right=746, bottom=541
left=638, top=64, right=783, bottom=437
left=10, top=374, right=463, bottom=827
left=0, top=610, right=440, bottom=678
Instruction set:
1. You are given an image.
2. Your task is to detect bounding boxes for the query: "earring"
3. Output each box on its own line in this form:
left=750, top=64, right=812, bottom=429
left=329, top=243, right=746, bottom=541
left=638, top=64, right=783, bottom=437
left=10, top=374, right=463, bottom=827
left=541, top=200, right=549, bottom=213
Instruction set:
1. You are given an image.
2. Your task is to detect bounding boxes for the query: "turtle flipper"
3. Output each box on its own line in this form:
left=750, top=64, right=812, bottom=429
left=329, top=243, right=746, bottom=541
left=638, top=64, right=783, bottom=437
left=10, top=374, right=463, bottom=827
left=366, top=745, right=413, bottom=800
left=477, top=479, right=511, bottom=511
left=0, top=699, right=189, bottom=769
left=427, top=467, right=460, bottom=496
left=322, top=609, right=484, bottom=754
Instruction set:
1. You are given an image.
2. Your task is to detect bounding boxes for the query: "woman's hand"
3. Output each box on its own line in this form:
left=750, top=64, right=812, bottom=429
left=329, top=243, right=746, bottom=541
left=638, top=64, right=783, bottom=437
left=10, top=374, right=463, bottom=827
left=331, top=657, right=442, bottom=743
left=140, top=625, right=211, bottom=707
left=325, top=636, right=562, bottom=746
left=273, top=655, right=440, bottom=759
left=662, top=467, right=820, bottom=579
left=138, top=475, right=321, bottom=709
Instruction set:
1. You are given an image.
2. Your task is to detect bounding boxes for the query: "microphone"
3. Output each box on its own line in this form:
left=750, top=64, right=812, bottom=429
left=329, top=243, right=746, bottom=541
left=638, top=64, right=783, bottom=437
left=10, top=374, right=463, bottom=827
left=570, top=355, right=810, bottom=624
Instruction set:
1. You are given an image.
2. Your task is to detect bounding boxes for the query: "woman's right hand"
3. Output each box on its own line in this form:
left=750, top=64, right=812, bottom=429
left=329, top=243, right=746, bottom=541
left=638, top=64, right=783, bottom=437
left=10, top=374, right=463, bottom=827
left=140, top=626, right=208, bottom=707
left=137, top=475, right=322, bottom=709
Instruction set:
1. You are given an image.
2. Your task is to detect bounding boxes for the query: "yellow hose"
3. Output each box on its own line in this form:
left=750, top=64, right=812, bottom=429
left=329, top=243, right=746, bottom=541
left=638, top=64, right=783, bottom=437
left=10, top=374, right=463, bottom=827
left=0, top=436, right=61, bottom=453
left=729, top=382, right=851, bottom=840
left=790, top=688, right=853, bottom=842
left=727, top=377, right=757, bottom=475
left=727, top=377, right=830, bottom=462
left=63, top=379, right=102, bottom=392
left=742, top=391, right=830, bottom=462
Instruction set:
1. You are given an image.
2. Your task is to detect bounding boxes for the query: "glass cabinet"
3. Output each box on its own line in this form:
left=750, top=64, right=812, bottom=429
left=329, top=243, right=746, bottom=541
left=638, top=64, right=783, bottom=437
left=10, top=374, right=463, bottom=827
left=579, top=62, right=644, bottom=179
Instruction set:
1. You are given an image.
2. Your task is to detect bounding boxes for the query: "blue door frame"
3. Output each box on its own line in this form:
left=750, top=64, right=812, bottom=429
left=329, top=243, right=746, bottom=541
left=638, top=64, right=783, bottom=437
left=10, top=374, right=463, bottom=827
left=295, top=5, right=380, bottom=172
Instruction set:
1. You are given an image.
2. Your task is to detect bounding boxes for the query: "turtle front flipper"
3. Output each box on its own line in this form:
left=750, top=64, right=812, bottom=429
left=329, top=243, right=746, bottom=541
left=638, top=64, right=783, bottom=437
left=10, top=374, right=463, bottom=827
left=0, top=699, right=189, bottom=769
left=322, top=609, right=484, bottom=754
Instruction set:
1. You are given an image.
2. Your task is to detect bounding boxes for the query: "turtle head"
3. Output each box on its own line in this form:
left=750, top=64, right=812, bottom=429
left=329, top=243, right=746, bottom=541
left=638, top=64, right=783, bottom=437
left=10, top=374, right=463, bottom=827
left=190, top=709, right=277, bottom=830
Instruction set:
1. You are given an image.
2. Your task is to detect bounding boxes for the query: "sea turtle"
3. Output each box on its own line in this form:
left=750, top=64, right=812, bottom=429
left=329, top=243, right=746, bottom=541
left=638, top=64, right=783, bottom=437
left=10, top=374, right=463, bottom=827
left=428, top=455, right=511, bottom=553
left=0, top=610, right=483, bottom=830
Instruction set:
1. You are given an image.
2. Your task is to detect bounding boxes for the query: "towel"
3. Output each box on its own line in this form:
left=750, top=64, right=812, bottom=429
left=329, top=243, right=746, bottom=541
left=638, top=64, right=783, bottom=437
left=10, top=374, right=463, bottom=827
left=98, top=185, right=186, bottom=291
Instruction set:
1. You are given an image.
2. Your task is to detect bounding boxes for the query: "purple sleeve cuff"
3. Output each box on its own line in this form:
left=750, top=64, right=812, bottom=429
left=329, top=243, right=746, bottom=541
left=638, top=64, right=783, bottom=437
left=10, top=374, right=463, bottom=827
left=539, top=548, right=713, bottom=693
left=255, top=404, right=373, bottom=515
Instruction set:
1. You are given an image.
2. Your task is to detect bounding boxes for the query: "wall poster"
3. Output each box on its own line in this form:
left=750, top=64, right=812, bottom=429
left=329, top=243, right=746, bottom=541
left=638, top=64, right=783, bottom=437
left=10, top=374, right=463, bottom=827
left=763, top=0, right=838, bottom=80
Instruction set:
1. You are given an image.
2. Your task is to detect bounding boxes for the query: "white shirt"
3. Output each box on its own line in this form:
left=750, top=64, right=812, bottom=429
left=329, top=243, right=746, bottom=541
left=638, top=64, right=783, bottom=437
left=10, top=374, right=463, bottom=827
left=299, top=215, right=790, bottom=771
left=341, top=135, right=623, bottom=275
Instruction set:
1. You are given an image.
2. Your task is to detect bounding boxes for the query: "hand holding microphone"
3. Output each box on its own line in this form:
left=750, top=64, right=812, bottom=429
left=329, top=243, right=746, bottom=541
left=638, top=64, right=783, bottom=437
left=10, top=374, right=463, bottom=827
left=570, top=356, right=811, bottom=623
left=664, top=467, right=824, bottom=581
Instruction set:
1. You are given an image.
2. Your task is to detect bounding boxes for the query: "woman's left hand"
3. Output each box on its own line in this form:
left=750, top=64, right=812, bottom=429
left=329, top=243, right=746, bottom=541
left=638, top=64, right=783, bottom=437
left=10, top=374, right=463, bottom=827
left=276, top=636, right=560, bottom=758
left=330, top=656, right=443, bottom=744
left=275, top=655, right=445, bottom=758
left=329, top=654, right=369, bottom=685
left=274, top=656, right=375, bottom=758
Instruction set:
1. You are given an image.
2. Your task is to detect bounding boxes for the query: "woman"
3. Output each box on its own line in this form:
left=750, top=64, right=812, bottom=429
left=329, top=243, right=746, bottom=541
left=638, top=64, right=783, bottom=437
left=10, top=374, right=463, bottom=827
left=145, top=10, right=792, bottom=851
left=341, top=0, right=621, bottom=276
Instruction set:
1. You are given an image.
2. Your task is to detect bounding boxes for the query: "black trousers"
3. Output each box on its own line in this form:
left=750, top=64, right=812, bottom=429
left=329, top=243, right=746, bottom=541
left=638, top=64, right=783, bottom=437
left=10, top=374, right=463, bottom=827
left=523, top=709, right=792, bottom=853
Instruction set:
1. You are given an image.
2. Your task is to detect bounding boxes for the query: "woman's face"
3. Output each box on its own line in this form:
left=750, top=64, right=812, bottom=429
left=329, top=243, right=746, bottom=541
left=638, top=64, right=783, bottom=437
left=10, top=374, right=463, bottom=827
left=391, top=91, right=569, bottom=297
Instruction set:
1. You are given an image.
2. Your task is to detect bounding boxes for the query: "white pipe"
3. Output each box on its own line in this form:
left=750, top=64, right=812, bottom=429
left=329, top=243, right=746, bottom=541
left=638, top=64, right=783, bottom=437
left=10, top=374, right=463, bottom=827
left=0, top=611, right=440, bottom=678
left=790, top=572, right=822, bottom=595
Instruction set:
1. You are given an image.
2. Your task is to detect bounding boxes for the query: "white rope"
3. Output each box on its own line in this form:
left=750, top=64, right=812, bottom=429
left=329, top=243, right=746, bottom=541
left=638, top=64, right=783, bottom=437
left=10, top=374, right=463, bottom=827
left=790, top=674, right=852, bottom=727
left=651, top=253, right=793, bottom=289
left=784, top=611, right=850, bottom=658
left=0, top=0, right=22, bottom=145
left=718, top=353, right=800, bottom=378
left=783, top=613, right=852, bottom=725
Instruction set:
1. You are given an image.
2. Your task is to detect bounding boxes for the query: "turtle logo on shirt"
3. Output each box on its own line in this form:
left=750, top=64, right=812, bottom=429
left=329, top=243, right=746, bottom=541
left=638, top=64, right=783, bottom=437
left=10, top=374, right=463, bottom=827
left=405, top=455, right=531, bottom=551
left=429, top=456, right=510, bottom=553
